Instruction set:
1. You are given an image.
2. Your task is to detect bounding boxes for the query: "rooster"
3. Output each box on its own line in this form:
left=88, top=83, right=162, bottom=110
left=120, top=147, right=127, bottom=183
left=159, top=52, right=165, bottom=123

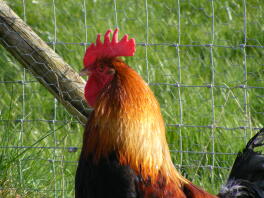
left=75, top=29, right=264, bottom=198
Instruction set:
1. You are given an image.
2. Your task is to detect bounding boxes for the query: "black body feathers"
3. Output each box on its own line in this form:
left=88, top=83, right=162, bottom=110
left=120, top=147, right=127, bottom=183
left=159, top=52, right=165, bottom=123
left=75, top=152, right=139, bottom=198
left=219, top=128, right=264, bottom=198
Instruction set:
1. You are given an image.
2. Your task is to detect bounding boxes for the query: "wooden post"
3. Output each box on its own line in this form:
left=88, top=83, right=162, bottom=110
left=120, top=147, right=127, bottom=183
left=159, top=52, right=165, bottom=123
left=0, top=1, right=90, bottom=125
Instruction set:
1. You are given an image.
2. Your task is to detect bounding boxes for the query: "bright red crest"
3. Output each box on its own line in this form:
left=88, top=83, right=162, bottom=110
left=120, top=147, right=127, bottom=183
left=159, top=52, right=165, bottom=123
left=83, top=28, right=136, bottom=67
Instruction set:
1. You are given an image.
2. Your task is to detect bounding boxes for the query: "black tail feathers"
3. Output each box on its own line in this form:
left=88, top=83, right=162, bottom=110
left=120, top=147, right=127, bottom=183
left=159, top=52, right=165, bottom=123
left=218, top=128, right=264, bottom=198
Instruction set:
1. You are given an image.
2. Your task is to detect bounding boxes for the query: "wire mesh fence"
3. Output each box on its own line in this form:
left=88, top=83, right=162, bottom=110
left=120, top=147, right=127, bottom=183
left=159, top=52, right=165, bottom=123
left=0, top=0, right=263, bottom=197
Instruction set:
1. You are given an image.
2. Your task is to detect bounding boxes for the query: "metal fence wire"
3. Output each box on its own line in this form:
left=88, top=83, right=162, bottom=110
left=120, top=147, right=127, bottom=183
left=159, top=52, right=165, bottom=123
left=0, top=0, right=263, bottom=197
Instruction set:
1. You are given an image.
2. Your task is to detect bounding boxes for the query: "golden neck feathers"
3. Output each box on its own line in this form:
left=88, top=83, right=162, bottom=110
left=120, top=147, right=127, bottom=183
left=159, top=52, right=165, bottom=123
left=83, top=59, right=188, bottom=187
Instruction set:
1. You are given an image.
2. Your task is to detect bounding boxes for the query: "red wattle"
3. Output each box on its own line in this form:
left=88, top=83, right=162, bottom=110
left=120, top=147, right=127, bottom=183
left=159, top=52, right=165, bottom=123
left=84, top=72, right=114, bottom=107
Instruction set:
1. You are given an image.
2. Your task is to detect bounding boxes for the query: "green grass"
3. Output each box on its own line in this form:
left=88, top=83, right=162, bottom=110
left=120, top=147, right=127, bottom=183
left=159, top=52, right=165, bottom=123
left=0, top=0, right=264, bottom=197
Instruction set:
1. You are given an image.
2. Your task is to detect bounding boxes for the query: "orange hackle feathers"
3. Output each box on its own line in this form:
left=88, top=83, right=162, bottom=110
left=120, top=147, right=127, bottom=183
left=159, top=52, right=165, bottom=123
left=78, top=29, right=217, bottom=198
left=81, top=58, right=216, bottom=197
left=82, top=59, right=186, bottom=186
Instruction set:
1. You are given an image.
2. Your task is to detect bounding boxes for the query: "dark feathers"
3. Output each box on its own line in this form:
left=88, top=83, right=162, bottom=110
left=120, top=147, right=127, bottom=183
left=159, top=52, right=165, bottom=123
left=219, top=128, right=264, bottom=198
left=75, top=152, right=138, bottom=198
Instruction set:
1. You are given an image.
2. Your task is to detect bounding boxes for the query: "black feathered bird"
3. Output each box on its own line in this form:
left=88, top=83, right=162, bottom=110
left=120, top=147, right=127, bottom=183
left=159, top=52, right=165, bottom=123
left=219, top=128, right=264, bottom=198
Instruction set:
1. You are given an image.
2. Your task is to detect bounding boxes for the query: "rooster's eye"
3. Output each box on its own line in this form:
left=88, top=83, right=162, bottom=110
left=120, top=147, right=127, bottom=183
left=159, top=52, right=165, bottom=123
left=107, top=68, right=116, bottom=75
left=97, top=65, right=104, bottom=72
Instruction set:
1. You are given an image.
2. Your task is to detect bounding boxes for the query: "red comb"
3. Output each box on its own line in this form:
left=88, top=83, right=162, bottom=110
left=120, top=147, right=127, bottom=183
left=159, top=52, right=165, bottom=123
left=83, top=28, right=136, bottom=67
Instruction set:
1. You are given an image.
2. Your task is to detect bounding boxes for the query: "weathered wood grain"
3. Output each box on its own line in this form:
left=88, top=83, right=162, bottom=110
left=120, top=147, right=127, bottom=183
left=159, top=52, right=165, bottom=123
left=0, top=0, right=90, bottom=125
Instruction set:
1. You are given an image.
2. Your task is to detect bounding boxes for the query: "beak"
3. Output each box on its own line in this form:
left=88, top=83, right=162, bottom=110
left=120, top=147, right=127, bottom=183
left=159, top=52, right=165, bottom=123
left=79, top=67, right=90, bottom=76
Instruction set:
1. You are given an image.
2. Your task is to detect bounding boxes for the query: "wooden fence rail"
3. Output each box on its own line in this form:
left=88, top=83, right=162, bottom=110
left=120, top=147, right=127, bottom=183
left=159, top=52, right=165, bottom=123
left=0, top=0, right=90, bottom=125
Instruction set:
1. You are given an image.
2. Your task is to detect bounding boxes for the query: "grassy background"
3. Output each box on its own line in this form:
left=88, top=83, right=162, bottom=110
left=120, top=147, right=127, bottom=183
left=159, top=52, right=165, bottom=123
left=0, top=0, right=263, bottom=197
